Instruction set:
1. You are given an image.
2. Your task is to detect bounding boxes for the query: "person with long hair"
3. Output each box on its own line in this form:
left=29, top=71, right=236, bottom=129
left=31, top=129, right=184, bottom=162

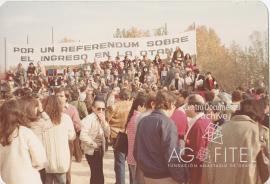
left=54, top=87, right=82, bottom=184
left=0, top=99, right=47, bottom=184
left=42, top=95, right=76, bottom=184
left=126, top=92, right=147, bottom=184
left=18, top=96, right=53, bottom=184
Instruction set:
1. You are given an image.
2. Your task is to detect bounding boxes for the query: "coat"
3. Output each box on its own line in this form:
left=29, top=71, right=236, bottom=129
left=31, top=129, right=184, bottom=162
left=107, top=100, right=132, bottom=139
left=184, top=113, right=212, bottom=184
left=202, top=115, right=269, bottom=184
left=80, top=113, right=110, bottom=155
left=0, top=126, right=47, bottom=184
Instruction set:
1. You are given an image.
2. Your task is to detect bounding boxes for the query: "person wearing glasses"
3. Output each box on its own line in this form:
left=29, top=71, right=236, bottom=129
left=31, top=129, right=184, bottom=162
left=80, top=95, right=110, bottom=184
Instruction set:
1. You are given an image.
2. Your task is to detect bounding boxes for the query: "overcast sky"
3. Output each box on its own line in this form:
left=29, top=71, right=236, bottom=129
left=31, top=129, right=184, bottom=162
left=0, top=0, right=268, bottom=71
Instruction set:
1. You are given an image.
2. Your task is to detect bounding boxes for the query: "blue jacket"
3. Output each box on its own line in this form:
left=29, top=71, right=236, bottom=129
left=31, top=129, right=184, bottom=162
left=134, top=110, right=188, bottom=183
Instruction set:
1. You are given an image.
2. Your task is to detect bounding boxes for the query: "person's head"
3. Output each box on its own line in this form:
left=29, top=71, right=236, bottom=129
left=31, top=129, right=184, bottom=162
left=126, top=92, right=147, bottom=123
left=232, top=90, right=243, bottom=102
left=234, top=99, right=265, bottom=123
left=112, top=87, right=120, bottom=96
left=44, top=95, right=63, bottom=124
left=186, top=94, right=205, bottom=118
left=54, top=87, right=67, bottom=105
left=206, top=72, right=212, bottom=79
left=113, top=69, right=118, bottom=76
left=134, top=77, right=139, bottom=83
left=185, top=53, right=191, bottom=60
left=92, top=96, right=106, bottom=116
left=18, top=63, right=22, bottom=68
left=71, top=90, right=80, bottom=101
left=256, top=88, right=266, bottom=97
left=155, top=90, right=176, bottom=117
left=145, top=91, right=157, bottom=110
left=119, top=88, right=131, bottom=101
left=18, top=96, right=40, bottom=125
left=0, top=99, right=24, bottom=146
left=194, top=68, right=200, bottom=74
left=205, top=91, right=215, bottom=102
left=174, top=72, right=180, bottom=79
left=29, top=62, right=34, bottom=67
left=176, top=90, right=189, bottom=108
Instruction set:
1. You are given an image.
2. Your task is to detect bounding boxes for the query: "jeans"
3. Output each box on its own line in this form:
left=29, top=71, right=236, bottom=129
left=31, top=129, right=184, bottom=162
left=66, top=141, right=73, bottom=184
left=129, top=165, right=139, bottom=184
left=85, top=150, right=104, bottom=184
left=113, top=147, right=126, bottom=184
left=45, top=173, right=66, bottom=184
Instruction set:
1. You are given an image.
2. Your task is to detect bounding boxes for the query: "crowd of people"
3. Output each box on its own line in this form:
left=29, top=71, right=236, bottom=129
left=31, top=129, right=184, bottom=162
left=0, top=47, right=269, bottom=184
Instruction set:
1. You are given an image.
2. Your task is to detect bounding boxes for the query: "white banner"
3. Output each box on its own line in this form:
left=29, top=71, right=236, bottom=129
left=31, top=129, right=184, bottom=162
left=6, top=30, right=196, bottom=68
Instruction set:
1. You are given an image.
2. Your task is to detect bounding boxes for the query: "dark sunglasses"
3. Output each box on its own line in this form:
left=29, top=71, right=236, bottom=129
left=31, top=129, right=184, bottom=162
left=97, top=107, right=106, bottom=111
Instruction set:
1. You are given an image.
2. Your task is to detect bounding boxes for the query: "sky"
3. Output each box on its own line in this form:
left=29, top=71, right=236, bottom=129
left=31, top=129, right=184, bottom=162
left=0, top=0, right=268, bottom=71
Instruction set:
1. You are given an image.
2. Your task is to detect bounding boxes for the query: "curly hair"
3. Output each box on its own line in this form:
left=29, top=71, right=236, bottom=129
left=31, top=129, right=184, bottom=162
left=0, top=100, right=23, bottom=146
left=44, top=95, right=63, bottom=125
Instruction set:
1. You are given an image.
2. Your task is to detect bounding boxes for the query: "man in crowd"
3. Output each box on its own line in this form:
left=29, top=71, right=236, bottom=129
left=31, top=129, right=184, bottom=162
left=184, top=94, right=212, bottom=184
left=80, top=95, right=110, bottom=184
left=54, top=87, right=82, bottom=184
left=170, top=72, right=185, bottom=91
left=107, top=88, right=132, bottom=184
left=134, top=90, right=188, bottom=184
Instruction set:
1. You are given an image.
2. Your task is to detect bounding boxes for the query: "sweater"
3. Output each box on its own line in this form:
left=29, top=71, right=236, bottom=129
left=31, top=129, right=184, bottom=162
left=42, top=113, right=76, bottom=173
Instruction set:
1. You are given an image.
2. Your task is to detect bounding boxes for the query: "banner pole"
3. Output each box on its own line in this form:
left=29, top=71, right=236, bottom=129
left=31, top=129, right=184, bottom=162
left=4, top=37, right=7, bottom=73
left=52, top=26, right=54, bottom=44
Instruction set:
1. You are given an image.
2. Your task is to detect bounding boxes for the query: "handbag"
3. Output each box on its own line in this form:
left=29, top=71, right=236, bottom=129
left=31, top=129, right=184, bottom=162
left=257, top=125, right=270, bottom=183
left=113, top=128, right=128, bottom=155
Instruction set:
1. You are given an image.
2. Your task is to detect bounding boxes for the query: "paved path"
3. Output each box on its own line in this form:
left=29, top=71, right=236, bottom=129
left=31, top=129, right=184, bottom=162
left=71, top=147, right=129, bottom=184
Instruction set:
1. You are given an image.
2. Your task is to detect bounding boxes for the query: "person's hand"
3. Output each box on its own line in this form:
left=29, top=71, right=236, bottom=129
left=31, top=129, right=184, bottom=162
left=74, top=123, right=81, bottom=132
left=96, top=112, right=106, bottom=124
left=38, top=100, right=43, bottom=113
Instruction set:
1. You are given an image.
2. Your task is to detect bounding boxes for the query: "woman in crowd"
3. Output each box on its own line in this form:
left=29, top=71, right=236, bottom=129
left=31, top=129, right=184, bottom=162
left=42, top=95, right=76, bottom=184
left=18, top=96, right=53, bottom=184
left=0, top=99, right=47, bottom=184
left=126, top=92, right=147, bottom=184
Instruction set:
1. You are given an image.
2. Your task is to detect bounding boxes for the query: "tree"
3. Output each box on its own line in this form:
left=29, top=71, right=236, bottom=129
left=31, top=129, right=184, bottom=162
left=196, top=25, right=268, bottom=91
left=60, top=37, right=75, bottom=43
left=113, top=25, right=167, bottom=38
